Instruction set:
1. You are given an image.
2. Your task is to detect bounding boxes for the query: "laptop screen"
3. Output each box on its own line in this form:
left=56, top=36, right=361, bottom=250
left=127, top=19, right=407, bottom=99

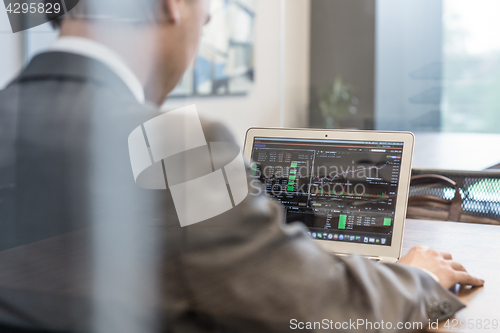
left=250, top=137, right=405, bottom=247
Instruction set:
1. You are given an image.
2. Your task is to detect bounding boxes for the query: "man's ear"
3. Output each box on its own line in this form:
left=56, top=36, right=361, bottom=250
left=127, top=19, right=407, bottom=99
left=162, top=0, right=181, bottom=24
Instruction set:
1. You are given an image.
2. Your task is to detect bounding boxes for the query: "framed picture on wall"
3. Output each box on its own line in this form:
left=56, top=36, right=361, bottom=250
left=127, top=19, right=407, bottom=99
left=170, top=0, right=256, bottom=98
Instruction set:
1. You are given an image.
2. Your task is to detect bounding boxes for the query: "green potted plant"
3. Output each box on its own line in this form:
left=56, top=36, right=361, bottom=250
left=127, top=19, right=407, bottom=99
left=315, top=76, right=357, bottom=129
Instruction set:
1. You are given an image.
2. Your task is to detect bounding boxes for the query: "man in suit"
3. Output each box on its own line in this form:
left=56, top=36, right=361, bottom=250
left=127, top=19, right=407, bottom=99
left=0, top=0, right=484, bottom=332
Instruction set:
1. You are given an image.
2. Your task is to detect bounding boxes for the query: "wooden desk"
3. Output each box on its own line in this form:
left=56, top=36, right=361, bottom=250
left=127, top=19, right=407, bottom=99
left=402, top=219, right=500, bottom=332
left=413, top=133, right=500, bottom=171
left=0, top=219, right=498, bottom=332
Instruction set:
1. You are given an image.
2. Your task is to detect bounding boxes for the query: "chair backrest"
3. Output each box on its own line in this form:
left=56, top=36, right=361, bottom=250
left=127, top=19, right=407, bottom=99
left=408, top=168, right=500, bottom=225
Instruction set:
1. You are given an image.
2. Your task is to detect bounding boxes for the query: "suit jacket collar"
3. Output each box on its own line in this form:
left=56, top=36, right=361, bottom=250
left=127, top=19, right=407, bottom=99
left=12, top=52, right=138, bottom=102
left=47, top=37, right=145, bottom=104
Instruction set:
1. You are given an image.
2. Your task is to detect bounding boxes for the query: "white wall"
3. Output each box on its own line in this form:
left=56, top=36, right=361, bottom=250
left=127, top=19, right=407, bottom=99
left=0, top=7, right=24, bottom=89
left=283, top=0, right=311, bottom=129
left=25, top=23, right=59, bottom=61
left=163, top=0, right=311, bottom=145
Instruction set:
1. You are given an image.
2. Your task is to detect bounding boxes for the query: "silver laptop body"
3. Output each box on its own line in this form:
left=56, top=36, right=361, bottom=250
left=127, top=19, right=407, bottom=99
left=243, top=128, right=415, bottom=263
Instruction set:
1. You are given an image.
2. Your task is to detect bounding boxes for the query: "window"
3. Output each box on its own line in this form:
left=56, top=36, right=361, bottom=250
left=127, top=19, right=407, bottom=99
left=375, top=0, right=500, bottom=133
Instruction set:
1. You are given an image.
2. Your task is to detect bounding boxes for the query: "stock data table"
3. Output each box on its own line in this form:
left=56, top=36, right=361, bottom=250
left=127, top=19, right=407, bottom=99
left=251, top=137, right=404, bottom=246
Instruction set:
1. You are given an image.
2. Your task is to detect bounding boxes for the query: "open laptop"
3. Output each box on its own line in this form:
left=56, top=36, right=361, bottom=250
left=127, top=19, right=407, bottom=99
left=243, top=128, right=414, bottom=263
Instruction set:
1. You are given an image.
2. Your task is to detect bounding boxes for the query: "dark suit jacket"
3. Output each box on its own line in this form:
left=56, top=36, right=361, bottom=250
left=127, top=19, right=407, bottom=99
left=0, top=51, right=464, bottom=332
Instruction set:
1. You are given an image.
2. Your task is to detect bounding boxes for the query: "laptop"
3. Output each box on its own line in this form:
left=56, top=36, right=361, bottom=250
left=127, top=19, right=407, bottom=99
left=243, top=128, right=414, bottom=263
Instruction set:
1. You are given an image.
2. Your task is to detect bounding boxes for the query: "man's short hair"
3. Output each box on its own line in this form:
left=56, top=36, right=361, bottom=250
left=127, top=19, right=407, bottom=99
left=47, top=0, right=162, bottom=29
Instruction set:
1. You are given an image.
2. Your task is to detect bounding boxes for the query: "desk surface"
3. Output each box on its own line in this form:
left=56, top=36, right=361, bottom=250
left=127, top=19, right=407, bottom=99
left=413, top=133, right=500, bottom=171
left=402, top=219, right=500, bottom=332
left=0, top=219, right=498, bottom=332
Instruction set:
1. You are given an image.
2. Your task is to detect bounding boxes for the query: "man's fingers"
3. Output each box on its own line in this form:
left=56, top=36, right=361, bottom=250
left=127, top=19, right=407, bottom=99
left=412, top=245, right=429, bottom=252
left=455, top=271, right=484, bottom=287
left=438, top=250, right=452, bottom=260
left=449, top=260, right=466, bottom=272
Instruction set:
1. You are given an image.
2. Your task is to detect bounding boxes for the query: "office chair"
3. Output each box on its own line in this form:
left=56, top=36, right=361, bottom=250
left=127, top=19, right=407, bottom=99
left=407, top=168, right=500, bottom=225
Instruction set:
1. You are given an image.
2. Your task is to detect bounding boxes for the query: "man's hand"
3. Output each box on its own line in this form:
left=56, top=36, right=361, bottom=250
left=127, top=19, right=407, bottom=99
left=399, top=246, right=484, bottom=289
